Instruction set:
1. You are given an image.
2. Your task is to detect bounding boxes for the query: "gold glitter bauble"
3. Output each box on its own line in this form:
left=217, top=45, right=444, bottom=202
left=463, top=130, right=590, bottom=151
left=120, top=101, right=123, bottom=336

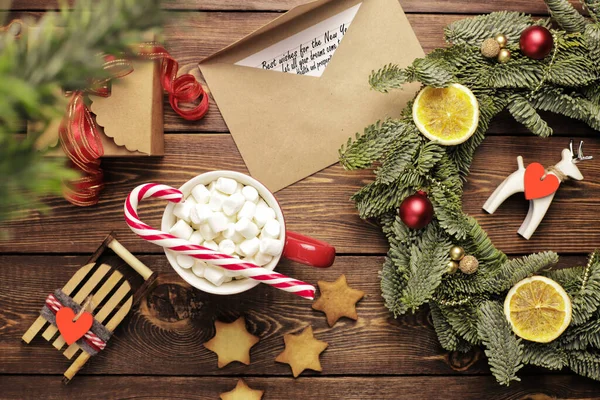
left=459, top=255, right=479, bottom=275
left=481, top=38, right=500, bottom=58
left=449, top=246, right=465, bottom=261
left=494, top=34, right=508, bottom=48
left=446, top=260, right=459, bottom=274
left=497, top=48, right=511, bottom=64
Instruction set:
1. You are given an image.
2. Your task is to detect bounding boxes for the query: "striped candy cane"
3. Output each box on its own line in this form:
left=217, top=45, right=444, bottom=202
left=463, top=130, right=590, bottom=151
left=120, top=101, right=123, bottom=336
left=124, top=183, right=316, bottom=300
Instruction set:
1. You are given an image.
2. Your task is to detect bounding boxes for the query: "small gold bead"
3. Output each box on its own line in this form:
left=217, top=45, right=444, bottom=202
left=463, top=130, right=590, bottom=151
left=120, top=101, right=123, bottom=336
left=497, top=48, right=511, bottom=64
left=449, top=246, right=465, bottom=261
left=481, top=38, right=500, bottom=58
left=446, top=260, right=459, bottom=274
left=459, top=255, right=479, bottom=275
left=494, top=34, right=508, bottom=48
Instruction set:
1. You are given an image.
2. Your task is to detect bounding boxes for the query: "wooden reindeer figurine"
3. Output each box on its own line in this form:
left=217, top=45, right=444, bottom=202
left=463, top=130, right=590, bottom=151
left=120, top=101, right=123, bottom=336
left=483, top=140, right=592, bottom=239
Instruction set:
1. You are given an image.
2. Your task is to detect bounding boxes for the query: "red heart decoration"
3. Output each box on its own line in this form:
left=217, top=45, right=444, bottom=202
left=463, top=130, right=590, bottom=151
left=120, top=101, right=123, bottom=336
left=524, top=162, right=560, bottom=200
left=56, top=307, right=93, bottom=345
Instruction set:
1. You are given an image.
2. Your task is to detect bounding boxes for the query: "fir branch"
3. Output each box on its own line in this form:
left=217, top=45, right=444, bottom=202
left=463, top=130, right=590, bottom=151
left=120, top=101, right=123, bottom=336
left=369, top=64, right=409, bottom=93
left=547, top=56, right=598, bottom=87
left=561, top=317, right=600, bottom=350
left=401, top=224, right=452, bottom=311
left=507, top=94, right=553, bottom=137
left=584, top=24, right=600, bottom=62
left=583, top=0, right=600, bottom=22
left=381, top=256, right=409, bottom=317
left=339, top=119, right=411, bottom=170
left=445, top=12, right=536, bottom=46
left=570, top=251, right=600, bottom=326
left=442, top=303, right=482, bottom=344
left=544, top=0, right=588, bottom=33
left=430, top=302, right=472, bottom=352
left=567, top=351, right=600, bottom=380
left=405, top=58, right=455, bottom=87
left=522, top=342, right=567, bottom=370
left=477, top=301, right=524, bottom=385
left=481, top=252, right=559, bottom=294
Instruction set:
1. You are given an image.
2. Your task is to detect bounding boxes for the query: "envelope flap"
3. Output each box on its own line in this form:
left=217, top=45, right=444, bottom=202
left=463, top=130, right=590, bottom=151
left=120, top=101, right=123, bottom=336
left=201, top=0, right=361, bottom=65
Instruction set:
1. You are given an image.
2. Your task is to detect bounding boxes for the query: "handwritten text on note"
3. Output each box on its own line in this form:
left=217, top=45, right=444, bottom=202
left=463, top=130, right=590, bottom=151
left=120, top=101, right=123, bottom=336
left=235, top=4, right=362, bottom=77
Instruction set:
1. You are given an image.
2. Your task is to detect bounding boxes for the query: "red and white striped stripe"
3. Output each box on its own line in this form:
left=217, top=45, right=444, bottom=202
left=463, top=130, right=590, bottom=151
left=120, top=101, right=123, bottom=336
left=123, top=183, right=316, bottom=300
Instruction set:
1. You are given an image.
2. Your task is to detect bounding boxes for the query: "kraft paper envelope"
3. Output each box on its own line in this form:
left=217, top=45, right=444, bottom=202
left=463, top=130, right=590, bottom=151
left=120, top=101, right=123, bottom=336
left=199, top=0, right=424, bottom=192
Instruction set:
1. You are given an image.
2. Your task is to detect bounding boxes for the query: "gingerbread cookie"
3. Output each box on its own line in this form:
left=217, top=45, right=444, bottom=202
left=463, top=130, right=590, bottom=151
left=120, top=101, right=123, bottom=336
left=312, top=274, right=365, bottom=327
left=204, top=317, right=259, bottom=368
left=220, top=379, right=264, bottom=400
left=275, top=325, right=328, bottom=377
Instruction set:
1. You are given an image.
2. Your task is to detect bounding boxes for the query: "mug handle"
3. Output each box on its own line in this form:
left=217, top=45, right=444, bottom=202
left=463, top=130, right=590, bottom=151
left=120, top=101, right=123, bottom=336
left=282, top=231, right=336, bottom=268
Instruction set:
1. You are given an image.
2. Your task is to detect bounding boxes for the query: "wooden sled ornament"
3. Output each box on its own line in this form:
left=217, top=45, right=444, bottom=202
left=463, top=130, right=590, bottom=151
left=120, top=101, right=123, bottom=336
left=483, top=140, right=592, bottom=239
left=22, top=233, right=157, bottom=383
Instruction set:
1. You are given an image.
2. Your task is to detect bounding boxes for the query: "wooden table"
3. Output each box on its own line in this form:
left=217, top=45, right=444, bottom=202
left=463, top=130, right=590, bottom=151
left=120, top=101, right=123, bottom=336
left=2, top=0, right=600, bottom=398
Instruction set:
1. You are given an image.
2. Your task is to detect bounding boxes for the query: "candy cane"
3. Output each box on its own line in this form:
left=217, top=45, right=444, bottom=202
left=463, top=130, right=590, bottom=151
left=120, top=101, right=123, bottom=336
left=124, top=183, right=316, bottom=300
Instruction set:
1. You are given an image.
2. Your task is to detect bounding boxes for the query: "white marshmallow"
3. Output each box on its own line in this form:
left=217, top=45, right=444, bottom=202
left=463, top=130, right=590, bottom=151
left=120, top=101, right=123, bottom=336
left=260, top=238, right=284, bottom=257
left=208, top=212, right=228, bottom=233
left=204, top=264, right=226, bottom=286
left=219, top=239, right=236, bottom=255
left=242, top=186, right=259, bottom=203
left=222, top=193, right=245, bottom=216
left=191, top=184, right=211, bottom=204
left=199, top=223, right=218, bottom=241
left=222, top=276, right=233, bottom=283
left=191, top=203, right=212, bottom=225
left=262, top=219, right=281, bottom=238
left=176, top=254, right=195, bottom=269
left=254, top=205, right=276, bottom=228
left=169, top=220, right=193, bottom=240
left=191, top=260, right=207, bottom=277
left=189, top=231, right=204, bottom=245
left=235, top=182, right=244, bottom=194
left=239, top=237, right=261, bottom=257
left=222, top=223, right=244, bottom=243
left=203, top=240, right=219, bottom=251
left=208, top=181, right=217, bottom=193
left=238, top=201, right=257, bottom=220
left=209, top=191, right=228, bottom=212
left=235, top=218, right=259, bottom=240
left=254, top=251, right=274, bottom=266
left=173, top=201, right=194, bottom=222
left=215, top=177, right=238, bottom=195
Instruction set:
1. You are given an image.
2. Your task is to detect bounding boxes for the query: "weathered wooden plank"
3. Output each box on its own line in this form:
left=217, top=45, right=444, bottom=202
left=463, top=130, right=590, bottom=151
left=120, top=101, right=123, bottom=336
left=1, top=374, right=599, bottom=399
left=1, top=134, right=599, bottom=255
left=7, top=0, right=584, bottom=15
left=0, top=254, right=589, bottom=375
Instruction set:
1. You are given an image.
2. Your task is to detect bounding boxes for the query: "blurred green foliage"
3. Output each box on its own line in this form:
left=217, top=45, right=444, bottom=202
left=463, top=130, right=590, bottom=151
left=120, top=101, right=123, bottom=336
left=0, top=0, right=163, bottom=222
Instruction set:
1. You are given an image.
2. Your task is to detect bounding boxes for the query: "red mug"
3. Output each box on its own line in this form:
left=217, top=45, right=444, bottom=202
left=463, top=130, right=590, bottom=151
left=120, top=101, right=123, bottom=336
left=162, top=170, right=335, bottom=295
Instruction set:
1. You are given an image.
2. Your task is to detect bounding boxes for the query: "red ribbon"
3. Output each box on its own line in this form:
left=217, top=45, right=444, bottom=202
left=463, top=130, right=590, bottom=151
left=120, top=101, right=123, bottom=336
left=62, top=44, right=209, bottom=206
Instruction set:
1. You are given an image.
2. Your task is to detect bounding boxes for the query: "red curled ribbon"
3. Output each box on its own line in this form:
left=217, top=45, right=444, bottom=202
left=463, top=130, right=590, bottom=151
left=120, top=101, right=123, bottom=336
left=62, top=44, right=209, bottom=206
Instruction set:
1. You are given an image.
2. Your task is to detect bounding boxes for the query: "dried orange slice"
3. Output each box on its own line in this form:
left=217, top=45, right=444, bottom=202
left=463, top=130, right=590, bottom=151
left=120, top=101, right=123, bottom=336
left=412, top=83, right=479, bottom=145
left=504, top=276, right=572, bottom=343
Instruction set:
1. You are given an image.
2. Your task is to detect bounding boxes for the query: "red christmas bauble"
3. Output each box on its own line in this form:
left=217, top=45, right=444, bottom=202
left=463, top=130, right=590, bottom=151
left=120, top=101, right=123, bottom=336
left=399, top=190, right=434, bottom=230
left=519, top=26, right=553, bottom=59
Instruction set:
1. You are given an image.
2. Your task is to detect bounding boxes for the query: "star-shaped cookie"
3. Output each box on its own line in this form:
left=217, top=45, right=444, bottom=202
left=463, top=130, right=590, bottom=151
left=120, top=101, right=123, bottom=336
left=312, top=274, right=365, bottom=327
left=275, top=325, right=328, bottom=377
left=204, top=317, right=259, bottom=368
left=220, top=379, right=264, bottom=400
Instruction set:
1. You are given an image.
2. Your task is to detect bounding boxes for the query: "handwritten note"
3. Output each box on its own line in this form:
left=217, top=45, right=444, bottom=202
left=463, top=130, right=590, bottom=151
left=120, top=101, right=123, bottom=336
left=235, top=3, right=362, bottom=77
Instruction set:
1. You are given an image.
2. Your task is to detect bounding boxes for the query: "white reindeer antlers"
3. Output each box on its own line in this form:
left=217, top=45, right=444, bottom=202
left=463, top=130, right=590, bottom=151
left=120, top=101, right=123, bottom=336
left=483, top=140, right=592, bottom=240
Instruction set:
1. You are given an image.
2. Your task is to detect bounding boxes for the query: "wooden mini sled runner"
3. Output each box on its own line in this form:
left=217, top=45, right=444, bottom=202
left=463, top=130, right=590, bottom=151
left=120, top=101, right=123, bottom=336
left=22, top=233, right=157, bottom=383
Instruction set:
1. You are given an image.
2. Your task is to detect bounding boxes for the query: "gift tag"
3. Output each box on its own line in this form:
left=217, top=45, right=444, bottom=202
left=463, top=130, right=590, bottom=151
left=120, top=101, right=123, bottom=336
left=524, top=162, right=560, bottom=200
left=56, top=307, right=94, bottom=345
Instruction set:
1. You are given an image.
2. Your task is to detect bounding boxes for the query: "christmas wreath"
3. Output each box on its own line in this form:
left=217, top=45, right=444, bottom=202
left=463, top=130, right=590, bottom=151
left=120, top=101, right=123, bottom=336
left=339, top=0, right=600, bottom=385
